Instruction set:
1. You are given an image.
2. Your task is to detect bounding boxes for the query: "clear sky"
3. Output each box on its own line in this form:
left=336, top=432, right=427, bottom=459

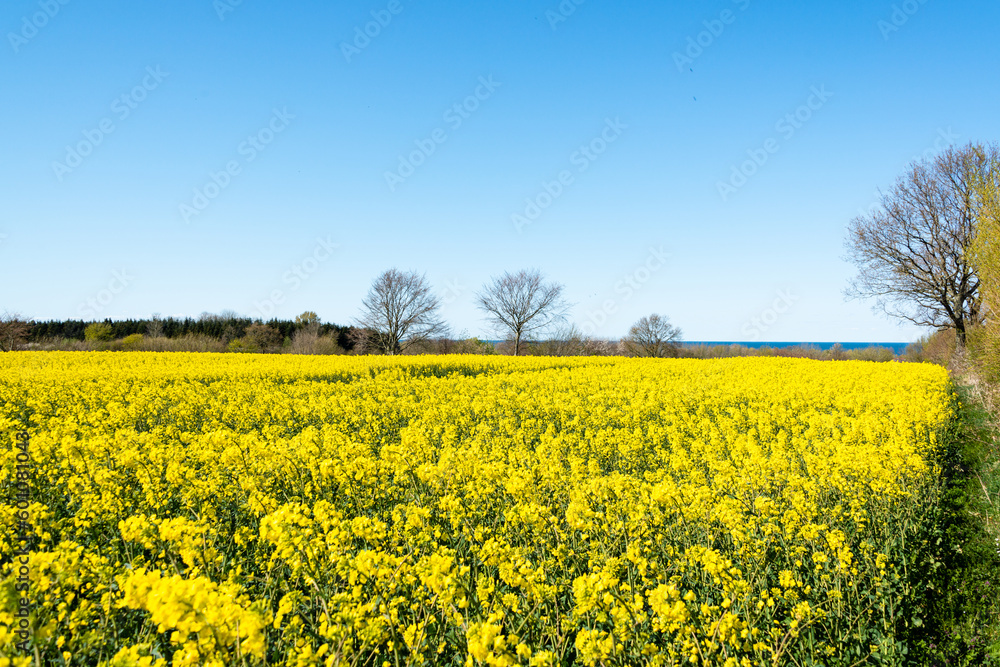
left=2, top=0, right=998, bottom=342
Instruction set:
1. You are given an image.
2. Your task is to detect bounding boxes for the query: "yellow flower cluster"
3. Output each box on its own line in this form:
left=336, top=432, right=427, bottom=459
left=0, top=353, right=953, bottom=665
left=117, top=568, right=266, bottom=665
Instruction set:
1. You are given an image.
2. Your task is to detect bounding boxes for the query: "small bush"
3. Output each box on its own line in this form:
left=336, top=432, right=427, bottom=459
left=143, top=334, right=227, bottom=353
left=120, top=333, right=144, bottom=351
left=903, top=329, right=957, bottom=366
left=226, top=324, right=283, bottom=354
left=846, top=345, right=896, bottom=362
left=453, top=338, right=496, bottom=355
left=827, top=343, right=848, bottom=361
left=84, top=322, right=114, bottom=343
left=32, top=337, right=91, bottom=351
left=290, top=330, right=344, bottom=355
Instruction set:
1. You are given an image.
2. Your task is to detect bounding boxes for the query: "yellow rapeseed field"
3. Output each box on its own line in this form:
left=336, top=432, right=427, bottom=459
left=0, top=353, right=953, bottom=666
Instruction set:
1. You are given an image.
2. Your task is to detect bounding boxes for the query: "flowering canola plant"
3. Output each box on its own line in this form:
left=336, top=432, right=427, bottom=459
left=0, top=353, right=953, bottom=665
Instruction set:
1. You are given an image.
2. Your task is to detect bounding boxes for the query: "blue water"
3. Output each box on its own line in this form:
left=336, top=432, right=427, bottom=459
left=483, top=339, right=913, bottom=354
left=681, top=341, right=911, bottom=355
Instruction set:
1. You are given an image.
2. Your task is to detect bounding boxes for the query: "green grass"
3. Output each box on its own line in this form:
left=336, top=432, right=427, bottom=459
left=909, top=383, right=1000, bottom=665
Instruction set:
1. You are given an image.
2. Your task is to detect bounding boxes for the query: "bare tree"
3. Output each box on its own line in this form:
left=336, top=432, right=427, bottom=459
left=623, top=314, right=682, bottom=358
left=198, top=309, right=242, bottom=322
left=146, top=313, right=164, bottom=338
left=345, top=326, right=375, bottom=354
left=0, top=312, right=30, bottom=351
left=846, top=142, right=999, bottom=348
left=356, top=269, right=447, bottom=355
left=476, top=269, right=570, bottom=356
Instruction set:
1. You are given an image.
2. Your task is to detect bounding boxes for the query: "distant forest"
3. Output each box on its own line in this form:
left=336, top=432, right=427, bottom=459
left=26, top=316, right=355, bottom=350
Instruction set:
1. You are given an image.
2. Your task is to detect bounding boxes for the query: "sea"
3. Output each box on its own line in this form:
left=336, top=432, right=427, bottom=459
left=484, top=340, right=914, bottom=354
left=681, top=341, right=911, bottom=355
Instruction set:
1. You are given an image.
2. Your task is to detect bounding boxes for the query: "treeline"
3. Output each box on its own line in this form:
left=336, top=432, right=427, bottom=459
left=25, top=316, right=354, bottom=351
left=3, top=312, right=944, bottom=364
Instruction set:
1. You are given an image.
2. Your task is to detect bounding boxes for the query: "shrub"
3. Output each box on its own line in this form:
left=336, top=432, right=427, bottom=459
left=121, top=333, right=145, bottom=351
left=969, top=326, right=1000, bottom=381
left=141, top=334, right=227, bottom=353
left=84, top=322, right=114, bottom=343
left=289, top=330, right=344, bottom=355
left=846, top=345, right=896, bottom=362
left=241, top=324, right=282, bottom=353
left=828, top=343, right=848, bottom=361
left=902, top=330, right=957, bottom=366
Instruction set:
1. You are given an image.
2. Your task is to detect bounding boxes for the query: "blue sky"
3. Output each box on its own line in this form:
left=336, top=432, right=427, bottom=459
left=2, top=0, right=998, bottom=342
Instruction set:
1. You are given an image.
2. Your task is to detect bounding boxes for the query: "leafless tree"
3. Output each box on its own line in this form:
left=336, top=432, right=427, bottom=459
left=355, top=269, right=447, bottom=355
left=846, top=142, right=999, bottom=348
left=546, top=323, right=590, bottom=356
left=623, top=314, right=682, bottom=358
left=476, top=269, right=570, bottom=356
left=0, top=312, right=30, bottom=351
left=198, top=309, right=242, bottom=322
left=146, top=313, right=164, bottom=338
left=345, top=326, right=375, bottom=354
